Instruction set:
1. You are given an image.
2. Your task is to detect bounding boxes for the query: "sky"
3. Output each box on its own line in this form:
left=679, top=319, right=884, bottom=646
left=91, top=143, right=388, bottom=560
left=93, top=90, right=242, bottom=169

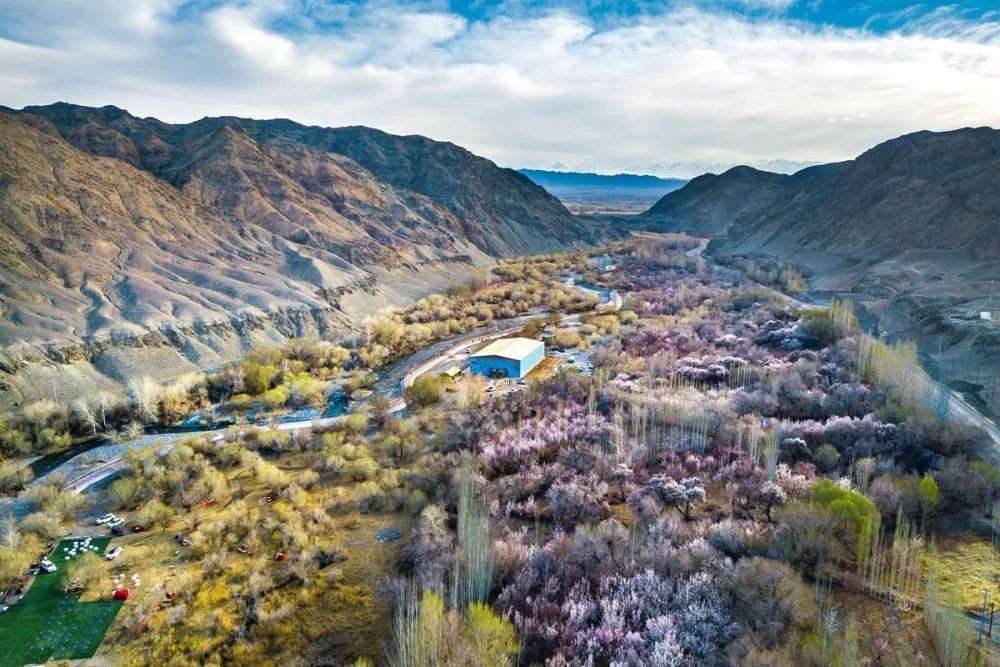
left=0, top=0, right=998, bottom=176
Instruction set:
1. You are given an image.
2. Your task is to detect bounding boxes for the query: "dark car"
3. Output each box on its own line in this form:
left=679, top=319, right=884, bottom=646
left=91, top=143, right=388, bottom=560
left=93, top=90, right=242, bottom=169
left=111, top=526, right=126, bottom=537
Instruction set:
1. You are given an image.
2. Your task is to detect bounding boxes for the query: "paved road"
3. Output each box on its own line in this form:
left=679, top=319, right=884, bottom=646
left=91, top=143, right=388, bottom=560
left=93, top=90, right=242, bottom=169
left=45, top=278, right=622, bottom=493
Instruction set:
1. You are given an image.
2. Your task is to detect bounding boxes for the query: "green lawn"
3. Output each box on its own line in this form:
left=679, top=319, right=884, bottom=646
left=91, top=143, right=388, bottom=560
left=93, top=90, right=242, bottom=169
left=0, top=537, right=124, bottom=667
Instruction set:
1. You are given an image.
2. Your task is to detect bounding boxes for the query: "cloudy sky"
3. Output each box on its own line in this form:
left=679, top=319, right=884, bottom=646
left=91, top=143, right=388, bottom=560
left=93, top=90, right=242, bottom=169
left=1, top=0, right=998, bottom=175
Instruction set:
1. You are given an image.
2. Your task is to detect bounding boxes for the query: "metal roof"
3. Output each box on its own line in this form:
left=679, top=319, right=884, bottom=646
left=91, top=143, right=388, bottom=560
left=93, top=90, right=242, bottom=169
left=471, top=337, right=543, bottom=361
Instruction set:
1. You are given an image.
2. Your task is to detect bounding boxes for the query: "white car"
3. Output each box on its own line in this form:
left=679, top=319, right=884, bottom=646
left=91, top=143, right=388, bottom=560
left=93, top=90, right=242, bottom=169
left=39, top=558, right=57, bottom=573
left=105, top=546, right=123, bottom=561
left=95, top=513, right=117, bottom=525
left=107, top=518, right=125, bottom=529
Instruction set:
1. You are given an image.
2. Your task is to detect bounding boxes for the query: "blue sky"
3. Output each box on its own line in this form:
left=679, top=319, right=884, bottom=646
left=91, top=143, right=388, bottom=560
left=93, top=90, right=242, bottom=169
left=0, top=0, right=997, bottom=175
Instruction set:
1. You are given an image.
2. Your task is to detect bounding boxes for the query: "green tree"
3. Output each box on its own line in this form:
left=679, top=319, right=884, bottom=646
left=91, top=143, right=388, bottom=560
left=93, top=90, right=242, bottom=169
left=464, top=603, right=519, bottom=665
left=241, top=361, right=278, bottom=395
left=137, top=498, right=174, bottom=530
left=810, top=479, right=878, bottom=569
left=260, top=387, right=289, bottom=410
left=917, top=474, right=939, bottom=528
left=405, top=375, right=447, bottom=409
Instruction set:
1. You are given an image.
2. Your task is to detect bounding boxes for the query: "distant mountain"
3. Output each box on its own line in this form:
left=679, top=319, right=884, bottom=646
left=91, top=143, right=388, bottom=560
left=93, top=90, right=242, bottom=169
left=559, top=159, right=820, bottom=180
left=518, top=169, right=686, bottom=190
left=519, top=169, right=686, bottom=214
left=0, top=103, right=607, bottom=403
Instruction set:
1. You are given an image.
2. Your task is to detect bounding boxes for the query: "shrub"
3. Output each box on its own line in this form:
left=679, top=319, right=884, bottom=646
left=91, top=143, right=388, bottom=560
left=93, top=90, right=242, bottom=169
left=545, top=475, right=610, bottom=526
left=107, top=477, right=143, bottom=509
left=343, top=457, right=380, bottom=481
left=812, top=443, right=840, bottom=472
left=405, top=375, right=449, bottom=409
left=62, top=552, right=104, bottom=593
left=728, top=557, right=816, bottom=649
left=0, top=462, right=33, bottom=495
left=342, top=413, right=369, bottom=434
left=260, top=387, right=289, bottom=410
left=241, top=361, right=278, bottom=394
left=19, top=511, right=63, bottom=541
left=775, top=504, right=846, bottom=580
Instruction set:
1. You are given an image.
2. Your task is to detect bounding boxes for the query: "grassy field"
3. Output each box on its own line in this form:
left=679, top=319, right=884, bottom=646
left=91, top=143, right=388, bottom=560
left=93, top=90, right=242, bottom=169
left=0, top=537, right=124, bottom=666
left=926, top=534, right=1000, bottom=612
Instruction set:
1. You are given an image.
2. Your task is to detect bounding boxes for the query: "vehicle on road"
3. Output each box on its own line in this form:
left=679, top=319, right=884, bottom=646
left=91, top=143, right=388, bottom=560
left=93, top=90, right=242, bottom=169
left=105, top=546, right=123, bottom=561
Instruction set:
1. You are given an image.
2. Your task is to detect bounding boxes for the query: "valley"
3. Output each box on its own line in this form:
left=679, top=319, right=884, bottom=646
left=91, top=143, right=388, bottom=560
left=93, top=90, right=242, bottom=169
left=1, top=236, right=997, bottom=666
left=0, top=108, right=997, bottom=667
left=1, top=2, right=997, bottom=665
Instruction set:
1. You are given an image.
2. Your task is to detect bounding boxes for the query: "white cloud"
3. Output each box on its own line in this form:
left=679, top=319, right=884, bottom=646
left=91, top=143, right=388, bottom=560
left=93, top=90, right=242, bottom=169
left=0, top=2, right=997, bottom=172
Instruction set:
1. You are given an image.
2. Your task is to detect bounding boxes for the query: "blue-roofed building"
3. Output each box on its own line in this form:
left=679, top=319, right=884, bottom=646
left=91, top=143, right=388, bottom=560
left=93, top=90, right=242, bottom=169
left=470, top=337, right=544, bottom=379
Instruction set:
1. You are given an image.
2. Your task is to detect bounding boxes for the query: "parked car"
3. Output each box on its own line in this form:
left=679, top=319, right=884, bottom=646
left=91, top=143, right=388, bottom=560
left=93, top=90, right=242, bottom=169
left=107, top=518, right=125, bottom=529
left=517, top=379, right=527, bottom=386
left=132, top=525, right=146, bottom=533
left=39, top=559, right=57, bottom=574
left=95, top=513, right=117, bottom=525
left=111, top=526, right=126, bottom=537
left=105, top=546, right=123, bottom=561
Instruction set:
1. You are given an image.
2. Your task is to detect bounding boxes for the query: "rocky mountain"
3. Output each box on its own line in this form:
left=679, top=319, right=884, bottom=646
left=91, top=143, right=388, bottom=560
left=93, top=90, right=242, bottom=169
left=715, top=128, right=1000, bottom=261
left=0, top=103, right=600, bottom=404
left=635, top=164, right=843, bottom=236
left=640, top=127, right=1000, bottom=260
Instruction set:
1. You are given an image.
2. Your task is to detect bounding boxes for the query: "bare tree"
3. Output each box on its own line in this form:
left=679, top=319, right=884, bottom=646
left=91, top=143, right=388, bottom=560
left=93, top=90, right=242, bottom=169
left=130, top=376, right=160, bottom=424
left=97, top=391, right=114, bottom=430
left=73, top=399, right=99, bottom=436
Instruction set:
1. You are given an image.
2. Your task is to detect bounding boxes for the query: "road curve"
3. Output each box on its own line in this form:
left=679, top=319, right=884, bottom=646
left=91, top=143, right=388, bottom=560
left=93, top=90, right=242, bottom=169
left=60, top=281, right=623, bottom=492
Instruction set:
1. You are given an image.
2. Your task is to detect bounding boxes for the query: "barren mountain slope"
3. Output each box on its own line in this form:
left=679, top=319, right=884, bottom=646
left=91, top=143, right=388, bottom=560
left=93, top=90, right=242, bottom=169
left=21, top=104, right=591, bottom=256
left=716, top=128, right=1000, bottom=261
left=0, top=111, right=353, bottom=345
left=0, top=104, right=601, bottom=404
left=636, top=166, right=802, bottom=235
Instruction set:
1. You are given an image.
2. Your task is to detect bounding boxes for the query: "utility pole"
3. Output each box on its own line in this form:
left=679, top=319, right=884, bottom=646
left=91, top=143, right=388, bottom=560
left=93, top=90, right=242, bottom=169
left=980, top=589, right=991, bottom=644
